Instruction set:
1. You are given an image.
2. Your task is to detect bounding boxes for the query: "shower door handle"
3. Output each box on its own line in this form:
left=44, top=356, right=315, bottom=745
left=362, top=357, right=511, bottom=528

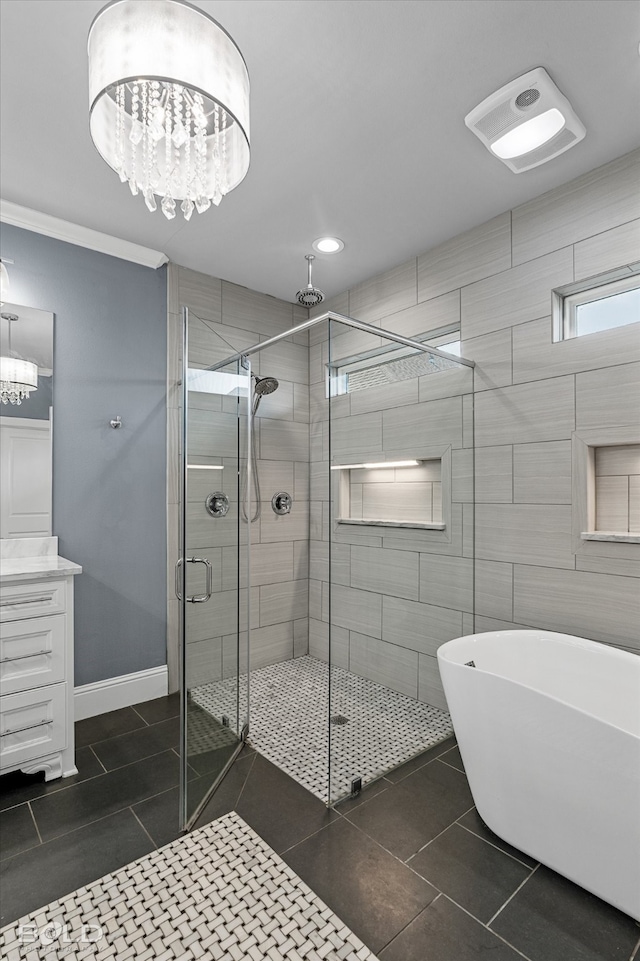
left=175, top=558, right=184, bottom=601
left=175, top=557, right=213, bottom=603
left=187, top=557, right=213, bottom=603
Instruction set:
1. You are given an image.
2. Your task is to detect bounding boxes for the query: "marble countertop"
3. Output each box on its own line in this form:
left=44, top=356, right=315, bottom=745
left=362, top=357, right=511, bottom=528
left=0, top=536, right=82, bottom=583
left=0, top=555, right=82, bottom=583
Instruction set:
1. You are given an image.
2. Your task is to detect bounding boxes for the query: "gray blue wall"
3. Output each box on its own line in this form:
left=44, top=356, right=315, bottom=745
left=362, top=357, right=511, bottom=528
left=0, top=224, right=167, bottom=685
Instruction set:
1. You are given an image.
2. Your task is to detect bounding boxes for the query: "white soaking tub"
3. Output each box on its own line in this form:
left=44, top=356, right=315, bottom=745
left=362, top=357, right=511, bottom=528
left=437, top=630, right=640, bottom=920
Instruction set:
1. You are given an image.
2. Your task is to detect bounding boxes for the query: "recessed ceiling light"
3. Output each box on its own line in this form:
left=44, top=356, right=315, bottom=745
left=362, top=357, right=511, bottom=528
left=312, top=237, right=344, bottom=254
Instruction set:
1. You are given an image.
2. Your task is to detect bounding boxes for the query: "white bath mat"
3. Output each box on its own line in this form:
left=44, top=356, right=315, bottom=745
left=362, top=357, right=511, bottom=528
left=0, top=811, right=378, bottom=961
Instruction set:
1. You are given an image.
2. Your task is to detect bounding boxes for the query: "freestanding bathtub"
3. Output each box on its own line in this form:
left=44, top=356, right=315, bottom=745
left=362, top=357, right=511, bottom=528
left=437, top=630, right=640, bottom=920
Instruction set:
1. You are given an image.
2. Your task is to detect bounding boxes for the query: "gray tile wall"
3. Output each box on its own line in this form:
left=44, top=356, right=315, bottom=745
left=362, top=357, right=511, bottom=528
left=463, top=150, right=639, bottom=649
left=308, top=321, right=470, bottom=716
left=309, top=147, right=640, bottom=707
left=169, top=147, right=640, bottom=708
left=595, top=444, right=640, bottom=533
left=167, top=267, right=309, bottom=690
left=346, top=462, right=442, bottom=524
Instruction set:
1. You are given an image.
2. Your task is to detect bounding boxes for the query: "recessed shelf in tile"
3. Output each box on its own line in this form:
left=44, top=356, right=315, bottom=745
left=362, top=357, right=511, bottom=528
left=335, top=459, right=443, bottom=527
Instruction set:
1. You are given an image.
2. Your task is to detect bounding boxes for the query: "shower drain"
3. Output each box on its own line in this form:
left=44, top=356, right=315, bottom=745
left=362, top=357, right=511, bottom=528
left=330, top=715, right=349, bottom=725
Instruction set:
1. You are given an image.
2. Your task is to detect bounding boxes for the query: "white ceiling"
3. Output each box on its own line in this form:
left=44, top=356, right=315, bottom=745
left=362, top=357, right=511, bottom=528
left=1, top=0, right=639, bottom=304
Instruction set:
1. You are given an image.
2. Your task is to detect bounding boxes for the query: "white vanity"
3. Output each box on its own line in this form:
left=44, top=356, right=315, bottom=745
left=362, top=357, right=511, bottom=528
left=0, top=536, right=81, bottom=780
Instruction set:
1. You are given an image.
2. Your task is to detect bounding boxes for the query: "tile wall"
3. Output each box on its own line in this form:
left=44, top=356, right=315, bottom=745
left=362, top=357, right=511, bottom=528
left=308, top=322, right=473, bottom=711
left=309, top=147, right=640, bottom=707
left=166, top=268, right=310, bottom=691
left=166, top=146, right=640, bottom=708
left=345, top=462, right=443, bottom=525
left=595, top=444, right=640, bottom=532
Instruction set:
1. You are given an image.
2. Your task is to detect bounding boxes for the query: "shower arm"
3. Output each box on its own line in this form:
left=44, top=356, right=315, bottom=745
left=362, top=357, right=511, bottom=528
left=205, top=311, right=475, bottom=372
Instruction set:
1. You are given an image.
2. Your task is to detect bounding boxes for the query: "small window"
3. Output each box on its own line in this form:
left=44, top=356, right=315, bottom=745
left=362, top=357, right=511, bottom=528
left=553, top=268, right=640, bottom=342
left=330, top=325, right=460, bottom=396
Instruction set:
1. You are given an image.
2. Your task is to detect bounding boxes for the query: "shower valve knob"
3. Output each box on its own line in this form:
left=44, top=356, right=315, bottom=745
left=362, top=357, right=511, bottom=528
left=205, top=492, right=230, bottom=517
left=271, top=491, right=292, bottom=515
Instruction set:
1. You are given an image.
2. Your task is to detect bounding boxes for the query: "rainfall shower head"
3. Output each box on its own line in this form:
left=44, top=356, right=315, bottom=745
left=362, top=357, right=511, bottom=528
left=296, top=254, right=325, bottom=308
left=253, top=374, right=279, bottom=396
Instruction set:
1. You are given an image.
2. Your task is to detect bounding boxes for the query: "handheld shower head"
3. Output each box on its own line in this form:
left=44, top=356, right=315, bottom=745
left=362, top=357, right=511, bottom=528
left=296, top=254, right=325, bottom=308
left=245, top=373, right=280, bottom=519
left=253, top=374, right=279, bottom=396
left=251, top=373, right=279, bottom=415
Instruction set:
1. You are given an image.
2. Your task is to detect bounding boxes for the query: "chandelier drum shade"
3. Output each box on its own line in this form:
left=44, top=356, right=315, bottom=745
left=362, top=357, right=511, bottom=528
left=88, top=0, right=250, bottom=220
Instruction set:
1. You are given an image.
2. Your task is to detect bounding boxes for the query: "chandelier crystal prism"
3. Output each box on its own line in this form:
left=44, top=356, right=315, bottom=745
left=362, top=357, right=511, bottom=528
left=0, top=314, right=38, bottom=406
left=88, top=0, right=250, bottom=220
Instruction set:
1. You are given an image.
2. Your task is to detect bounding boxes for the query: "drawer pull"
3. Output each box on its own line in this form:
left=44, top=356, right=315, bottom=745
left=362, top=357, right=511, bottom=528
left=0, top=595, right=54, bottom=608
left=0, top=649, right=51, bottom=664
left=1, top=719, right=51, bottom=737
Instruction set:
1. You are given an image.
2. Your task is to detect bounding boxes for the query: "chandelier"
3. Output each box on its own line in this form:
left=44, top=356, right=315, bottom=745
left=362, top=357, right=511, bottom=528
left=0, top=313, right=38, bottom=406
left=88, top=0, right=250, bottom=220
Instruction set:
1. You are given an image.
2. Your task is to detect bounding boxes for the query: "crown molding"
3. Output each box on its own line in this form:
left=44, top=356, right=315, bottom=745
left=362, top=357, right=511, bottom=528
left=0, top=199, right=168, bottom=270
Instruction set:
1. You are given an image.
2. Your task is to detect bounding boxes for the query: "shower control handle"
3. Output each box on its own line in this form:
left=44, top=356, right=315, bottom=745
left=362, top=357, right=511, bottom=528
left=205, top=492, right=230, bottom=517
left=175, top=556, right=213, bottom=603
left=271, top=491, right=292, bottom=515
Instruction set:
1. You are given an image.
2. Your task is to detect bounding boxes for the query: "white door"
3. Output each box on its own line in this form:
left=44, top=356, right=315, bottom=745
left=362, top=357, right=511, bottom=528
left=0, top=416, right=52, bottom=538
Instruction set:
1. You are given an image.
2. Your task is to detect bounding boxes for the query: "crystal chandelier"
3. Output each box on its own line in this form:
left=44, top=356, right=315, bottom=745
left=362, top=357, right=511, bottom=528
left=88, top=0, right=250, bottom=220
left=0, top=313, right=38, bottom=405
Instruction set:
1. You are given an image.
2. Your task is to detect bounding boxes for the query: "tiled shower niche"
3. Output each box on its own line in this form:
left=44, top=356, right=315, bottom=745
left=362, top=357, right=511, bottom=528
left=595, top=444, right=640, bottom=533
left=335, top=459, right=444, bottom=527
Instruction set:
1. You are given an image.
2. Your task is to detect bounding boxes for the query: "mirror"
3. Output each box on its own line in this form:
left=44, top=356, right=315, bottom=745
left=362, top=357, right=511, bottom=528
left=0, top=302, right=54, bottom=538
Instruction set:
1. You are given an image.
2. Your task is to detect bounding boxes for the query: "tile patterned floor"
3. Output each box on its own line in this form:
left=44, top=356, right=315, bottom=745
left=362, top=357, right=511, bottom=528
left=191, top=655, right=454, bottom=802
left=0, top=812, right=378, bottom=961
left=1, top=694, right=639, bottom=961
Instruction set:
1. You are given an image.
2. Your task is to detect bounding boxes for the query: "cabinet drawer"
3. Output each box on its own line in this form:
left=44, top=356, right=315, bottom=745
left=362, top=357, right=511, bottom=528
left=0, top=579, right=67, bottom=622
left=0, top=683, right=67, bottom=770
left=0, top=614, right=66, bottom=696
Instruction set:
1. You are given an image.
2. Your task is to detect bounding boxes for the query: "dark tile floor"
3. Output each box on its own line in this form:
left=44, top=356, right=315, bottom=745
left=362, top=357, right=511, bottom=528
left=1, top=695, right=638, bottom=961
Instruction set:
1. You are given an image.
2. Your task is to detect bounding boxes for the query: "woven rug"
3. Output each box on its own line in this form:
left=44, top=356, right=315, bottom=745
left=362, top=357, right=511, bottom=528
left=0, top=811, right=378, bottom=961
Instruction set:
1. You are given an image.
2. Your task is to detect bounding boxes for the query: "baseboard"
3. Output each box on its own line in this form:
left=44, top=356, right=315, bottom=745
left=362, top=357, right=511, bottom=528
left=74, top=665, right=169, bottom=721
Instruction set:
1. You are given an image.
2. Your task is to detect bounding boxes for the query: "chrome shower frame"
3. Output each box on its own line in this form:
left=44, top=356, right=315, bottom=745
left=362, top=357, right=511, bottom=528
left=206, top=310, right=474, bottom=372
left=188, top=308, right=474, bottom=812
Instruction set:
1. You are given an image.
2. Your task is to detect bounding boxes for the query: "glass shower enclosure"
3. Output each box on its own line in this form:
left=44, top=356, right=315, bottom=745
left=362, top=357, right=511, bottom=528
left=178, top=308, right=474, bottom=828
left=178, top=318, right=253, bottom=828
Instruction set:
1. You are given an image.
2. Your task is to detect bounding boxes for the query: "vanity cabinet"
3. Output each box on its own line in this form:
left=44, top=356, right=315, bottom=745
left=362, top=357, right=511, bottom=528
left=0, top=540, right=81, bottom=781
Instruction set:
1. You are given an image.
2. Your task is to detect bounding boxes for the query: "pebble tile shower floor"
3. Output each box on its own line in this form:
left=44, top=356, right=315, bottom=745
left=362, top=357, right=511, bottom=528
left=191, top=655, right=453, bottom=802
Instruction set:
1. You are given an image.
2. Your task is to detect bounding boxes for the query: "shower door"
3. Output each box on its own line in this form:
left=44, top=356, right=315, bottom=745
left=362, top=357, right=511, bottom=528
left=179, top=308, right=251, bottom=829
